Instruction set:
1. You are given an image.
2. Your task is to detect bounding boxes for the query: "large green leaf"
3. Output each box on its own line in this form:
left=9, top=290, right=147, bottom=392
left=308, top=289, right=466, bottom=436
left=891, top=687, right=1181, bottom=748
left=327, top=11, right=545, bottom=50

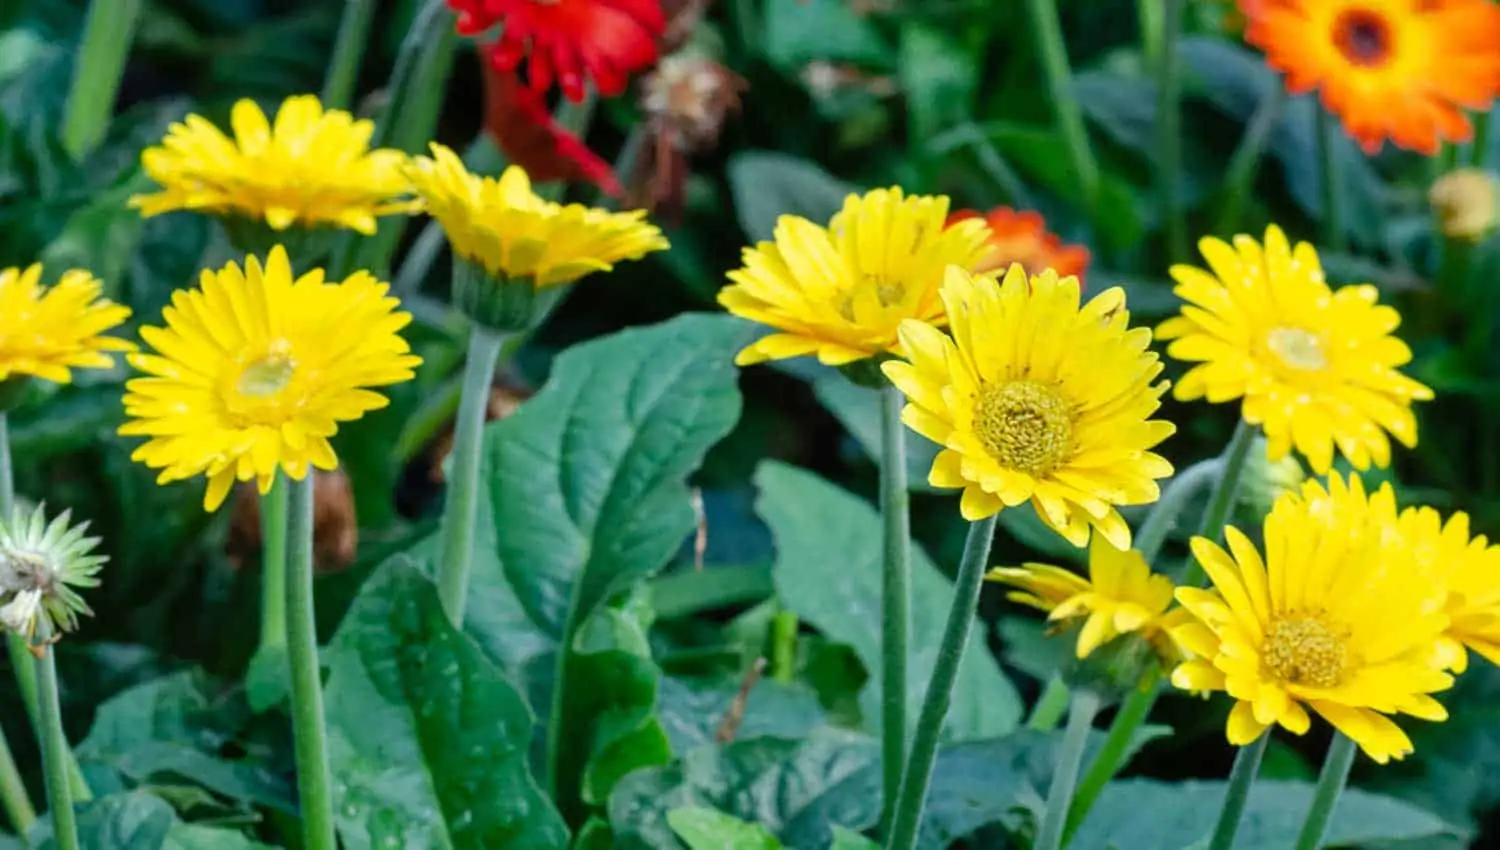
left=466, top=313, right=750, bottom=824
left=667, top=808, right=782, bottom=850
left=727, top=152, right=858, bottom=244
left=760, top=0, right=891, bottom=71
left=76, top=671, right=293, bottom=812
left=754, top=461, right=1022, bottom=740
left=323, top=559, right=568, bottom=850
left=27, top=790, right=268, bottom=850
left=1069, top=779, right=1457, bottom=850
left=656, top=675, right=826, bottom=753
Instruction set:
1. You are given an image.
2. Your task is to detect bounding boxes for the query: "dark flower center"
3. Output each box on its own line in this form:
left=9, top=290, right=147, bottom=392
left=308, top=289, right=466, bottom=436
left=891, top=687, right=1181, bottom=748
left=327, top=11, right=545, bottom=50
left=1332, top=9, right=1393, bottom=68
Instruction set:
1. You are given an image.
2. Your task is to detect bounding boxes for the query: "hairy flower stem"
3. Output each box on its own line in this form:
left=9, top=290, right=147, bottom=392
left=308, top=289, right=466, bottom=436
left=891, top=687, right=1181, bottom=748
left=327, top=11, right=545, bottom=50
left=0, top=414, right=88, bottom=806
left=61, top=0, right=143, bottom=157
left=1027, top=675, right=1071, bottom=732
left=1294, top=733, right=1357, bottom=850
left=1181, top=419, right=1256, bottom=586
left=259, top=476, right=289, bottom=656
left=884, top=516, right=997, bottom=850
left=321, top=0, right=378, bottom=111
left=286, top=475, right=336, bottom=850
left=1024, top=0, right=1100, bottom=218
left=36, top=633, right=78, bottom=850
left=1065, top=677, right=1154, bottom=838
left=1035, top=689, right=1103, bottom=850
left=1208, top=732, right=1271, bottom=850
left=879, top=385, right=912, bottom=835
left=1156, top=0, right=1186, bottom=263
left=0, top=725, right=35, bottom=834
left=436, top=327, right=505, bottom=625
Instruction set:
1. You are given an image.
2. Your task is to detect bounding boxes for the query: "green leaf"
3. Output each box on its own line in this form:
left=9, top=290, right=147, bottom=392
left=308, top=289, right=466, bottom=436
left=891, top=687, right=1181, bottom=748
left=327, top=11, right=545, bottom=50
left=466, top=313, right=750, bottom=824
left=163, top=823, right=275, bottom=849
left=755, top=461, right=1022, bottom=740
left=898, top=24, right=979, bottom=143
left=812, top=375, right=941, bottom=492
left=323, top=559, right=568, bottom=850
left=656, top=675, right=826, bottom=753
left=667, top=808, right=782, bottom=850
left=727, top=152, right=857, bottom=244
left=761, top=0, right=891, bottom=71
left=29, top=791, right=174, bottom=850
left=607, top=728, right=879, bottom=850
left=829, top=827, right=879, bottom=850
left=1068, top=779, right=1457, bottom=850
left=76, top=671, right=294, bottom=812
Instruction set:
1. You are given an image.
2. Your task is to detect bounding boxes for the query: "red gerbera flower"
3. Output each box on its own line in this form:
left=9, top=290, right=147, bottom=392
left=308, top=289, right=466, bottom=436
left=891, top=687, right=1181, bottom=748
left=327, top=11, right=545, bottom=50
left=947, top=207, right=1091, bottom=283
left=482, top=65, right=622, bottom=196
left=448, top=0, right=666, bottom=102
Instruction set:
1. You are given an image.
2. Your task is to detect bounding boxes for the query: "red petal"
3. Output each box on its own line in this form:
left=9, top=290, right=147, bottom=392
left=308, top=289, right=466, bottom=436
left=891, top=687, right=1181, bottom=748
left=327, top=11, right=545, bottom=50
left=481, top=65, right=623, bottom=197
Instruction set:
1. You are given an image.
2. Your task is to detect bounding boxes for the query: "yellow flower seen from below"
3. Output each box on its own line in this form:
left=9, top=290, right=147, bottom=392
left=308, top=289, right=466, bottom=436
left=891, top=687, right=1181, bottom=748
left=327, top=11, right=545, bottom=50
left=1169, top=474, right=1452, bottom=764
left=404, top=143, right=668, bottom=288
left=0, top=264, right=133, bottom=385
left=882, top=265, right=1175, bottom=548
left=1157, top=225, right=1432, bottom=474
left=129, top=95, right=413, bottom=234
left=119, top=246, right=422, bottom=511
left=718, top=187, right=992, bottom=366
left=988, top=534, right=1187, bottom=660
left=1397, top=504, right=1500, bottom=674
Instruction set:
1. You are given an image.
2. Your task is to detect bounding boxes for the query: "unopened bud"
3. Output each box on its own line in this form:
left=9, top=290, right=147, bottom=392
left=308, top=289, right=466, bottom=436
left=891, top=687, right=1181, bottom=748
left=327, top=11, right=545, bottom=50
left=1430, top=168, right=1499, bottom=241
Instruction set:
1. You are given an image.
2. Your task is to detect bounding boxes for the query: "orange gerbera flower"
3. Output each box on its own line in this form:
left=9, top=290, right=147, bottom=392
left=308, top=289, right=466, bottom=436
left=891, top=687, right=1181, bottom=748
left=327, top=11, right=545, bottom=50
left=947, top=207, right=1090, bottom=283
left=1243, top=0, right=1500, bottom=154
left=448, top=0, right=665, bottom=103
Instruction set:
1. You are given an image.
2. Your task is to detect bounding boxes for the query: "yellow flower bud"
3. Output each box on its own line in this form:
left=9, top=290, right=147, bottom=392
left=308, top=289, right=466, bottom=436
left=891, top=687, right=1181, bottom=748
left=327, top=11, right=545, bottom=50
left=1430, top=167, right=1499, bottom=241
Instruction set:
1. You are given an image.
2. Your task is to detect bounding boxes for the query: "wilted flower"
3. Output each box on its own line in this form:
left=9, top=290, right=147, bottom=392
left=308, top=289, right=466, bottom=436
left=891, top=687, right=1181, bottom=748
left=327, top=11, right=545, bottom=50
left=0, top=504, right=107, bottom=644
left=631, top=53, right=745, bottom=217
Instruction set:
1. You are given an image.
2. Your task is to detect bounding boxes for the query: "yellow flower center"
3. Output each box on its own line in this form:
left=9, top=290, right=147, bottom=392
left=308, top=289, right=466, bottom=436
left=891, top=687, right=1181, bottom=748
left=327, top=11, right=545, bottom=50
left=1266, top=327, right=1328, bottom=372
left=236, top=343, right=297, bottom=398
left=1262, top=617, right=1348, bottom=688
left=1331, top=8, right=1393, bottom=69
left=972, top=380, right=1073, bottom=476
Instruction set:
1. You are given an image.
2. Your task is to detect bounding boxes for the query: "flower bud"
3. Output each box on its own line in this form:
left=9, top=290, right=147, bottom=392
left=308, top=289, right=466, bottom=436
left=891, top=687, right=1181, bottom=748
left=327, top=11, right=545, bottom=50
left=1430, top=168, right=1499, bottom=241
left=452, top=257, right=538, bottom=332
left=1238, top=434, right=1306, bottom=521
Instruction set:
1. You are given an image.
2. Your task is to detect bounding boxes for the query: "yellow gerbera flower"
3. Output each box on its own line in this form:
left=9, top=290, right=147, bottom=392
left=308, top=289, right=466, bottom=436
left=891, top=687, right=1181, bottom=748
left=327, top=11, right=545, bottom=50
left=1156, top=225, right=1432, bottom=473
left=129, top=95, right=412, bottom=234
left=881, top=265, right=1175, bottom=548
left=988, top=534, right=1188, bottom=660
left=403, top=142, right=668, bottom=289
left=718, top=187, right=992, bottom=366
left=0, top=264, right=133, bottom=385
left=1169, top=474, right=1453, bottom=764
left=1396, top=504, right=1500, bottom=673
left=118, top=246, right=422, bottom=511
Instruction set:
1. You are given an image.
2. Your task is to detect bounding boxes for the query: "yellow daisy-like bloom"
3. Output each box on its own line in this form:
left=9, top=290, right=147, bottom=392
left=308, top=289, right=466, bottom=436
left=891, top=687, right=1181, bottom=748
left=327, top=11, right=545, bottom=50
left=881, top=265, right=1175, bottom=548
left=1156, top=225, right=1432, bottom=474
left=988, top=535, right=1188, bottom=660
left=718, top=187, right=992, bottom=366
left=1396, top=504, right=1500, bottom=674
left=129, top=95, right=412, bottom=234
left=0, top=265, right=133, bottom=384
left=1169, top=474, right=1453, bottom=764
left=118, top=246, right=422, bottom=511
left=403, top=143, right=668, bottom=287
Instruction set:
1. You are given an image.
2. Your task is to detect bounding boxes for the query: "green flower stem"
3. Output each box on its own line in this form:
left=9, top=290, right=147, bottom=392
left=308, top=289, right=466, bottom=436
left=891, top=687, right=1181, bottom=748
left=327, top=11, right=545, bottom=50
left=334, top=0, right=458, bottom=279
left=1473, top=111, right=1493, bottom=168
left=1138, top=0, right=1164, bottom=70
left=770, top=609, right=798, bottom=684
left=0, top=722, right=35, bottom=834
left=1316, top=107, right=1346, bottom=252
left=1293, top=733, right=1357, bottom=850
left=321, top=0, right=378, bottom=110
left=1181, top=418, right=1257, bottom=586
left=1024, top=0, right=1101, bottom=217
left=1156, top=0, right=1186, bottom=263
left=1208, top=731, right=1271, bottom=850
left=35, top=633, right=78, bottom=850
left=61, top=0, right=143, bottom=158
left=878, top=385, right=913, bottom=834
left=1035, top=689, right=1103, bottom=850
left=436, top=326, right=505, bottom=625
left=1065, top=678, right=1155, bottom=838
left=286, top=475, right=336, bottom=850
left=1132, top=457, right=1223, bottom=565
left=1215, top=86, right=1285, bottom=237
left=884, top=515, right=997, bottom=850
left=259, top=476, right=289, bottom=653
left=0, top=414, right=89, bottom=806
left=1026, top=675, right=1070, bottom=732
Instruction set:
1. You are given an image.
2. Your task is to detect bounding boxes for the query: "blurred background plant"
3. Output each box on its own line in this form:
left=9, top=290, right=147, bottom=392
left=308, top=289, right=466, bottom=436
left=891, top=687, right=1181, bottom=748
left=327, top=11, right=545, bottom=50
left=1, top=0, right=1498, bottom=847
